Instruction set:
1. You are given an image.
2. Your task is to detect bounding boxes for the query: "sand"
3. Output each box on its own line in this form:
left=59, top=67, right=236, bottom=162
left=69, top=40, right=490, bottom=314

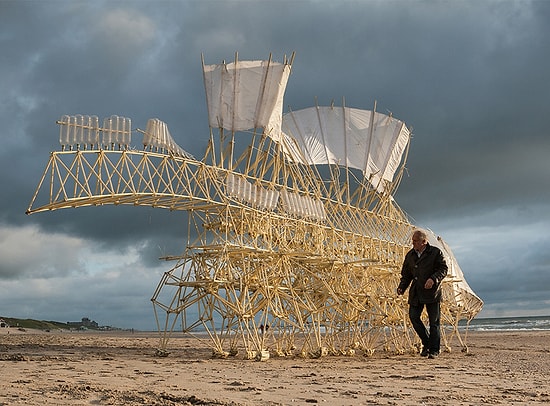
left=1, top=328, right=549, bottom=405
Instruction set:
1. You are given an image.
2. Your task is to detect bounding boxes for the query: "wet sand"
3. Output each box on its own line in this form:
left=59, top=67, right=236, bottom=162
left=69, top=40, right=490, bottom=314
left=1, top=328, right=549, bottom=405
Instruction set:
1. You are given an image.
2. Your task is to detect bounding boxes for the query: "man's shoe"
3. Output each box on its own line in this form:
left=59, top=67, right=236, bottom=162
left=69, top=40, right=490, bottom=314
left=428, top=351, right=439, bottom=359
left=420, top=347, right=429, bottom=357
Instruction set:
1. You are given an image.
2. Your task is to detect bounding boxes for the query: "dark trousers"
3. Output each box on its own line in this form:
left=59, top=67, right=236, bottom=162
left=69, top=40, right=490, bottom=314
left=409, top=301, right=441, bottom=353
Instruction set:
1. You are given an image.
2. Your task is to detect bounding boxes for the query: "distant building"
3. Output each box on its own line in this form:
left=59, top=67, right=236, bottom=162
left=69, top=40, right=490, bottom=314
left=0, top=319, right=8, bottom=328
left=67, top=317, right=99, bottom=329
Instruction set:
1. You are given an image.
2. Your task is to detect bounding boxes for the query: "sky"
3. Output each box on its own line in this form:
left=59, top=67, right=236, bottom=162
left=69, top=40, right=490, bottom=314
left=1, top=0, right=549, bottom=331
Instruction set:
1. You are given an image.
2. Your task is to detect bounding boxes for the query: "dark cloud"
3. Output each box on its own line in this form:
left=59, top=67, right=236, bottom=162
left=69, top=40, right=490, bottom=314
left=1, top=0, right=549, bottom=328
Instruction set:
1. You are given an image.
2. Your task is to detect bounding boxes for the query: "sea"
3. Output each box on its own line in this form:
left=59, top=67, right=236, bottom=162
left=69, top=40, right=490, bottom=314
left=459, top=315, right=550, bottom=332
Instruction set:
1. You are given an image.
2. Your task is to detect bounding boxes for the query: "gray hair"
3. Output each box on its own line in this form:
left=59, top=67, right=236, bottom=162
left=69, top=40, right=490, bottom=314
left=412, top=229, right=428, bottom=242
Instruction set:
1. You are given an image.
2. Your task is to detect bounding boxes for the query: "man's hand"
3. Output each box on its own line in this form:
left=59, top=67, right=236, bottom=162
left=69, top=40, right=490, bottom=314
left=424, top=278, right=434, bottom=289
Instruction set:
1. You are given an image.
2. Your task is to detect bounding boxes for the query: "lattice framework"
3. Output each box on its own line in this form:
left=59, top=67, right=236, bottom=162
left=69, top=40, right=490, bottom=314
left=28, top=141, right=481, bottom=359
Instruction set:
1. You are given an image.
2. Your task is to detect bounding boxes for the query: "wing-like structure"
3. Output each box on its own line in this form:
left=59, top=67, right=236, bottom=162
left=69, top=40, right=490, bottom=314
left=282, top=106, right=410, bottom=193
left=142, top=118, right=195, bottom=158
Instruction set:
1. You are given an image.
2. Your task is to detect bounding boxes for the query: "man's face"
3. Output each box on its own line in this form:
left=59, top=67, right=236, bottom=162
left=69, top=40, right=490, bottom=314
left=412, top=234, right=427, bottom=252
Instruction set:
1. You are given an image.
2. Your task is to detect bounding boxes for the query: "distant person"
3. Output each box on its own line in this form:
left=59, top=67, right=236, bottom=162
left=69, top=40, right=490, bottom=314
left=397, top=229, right=448, bottom=359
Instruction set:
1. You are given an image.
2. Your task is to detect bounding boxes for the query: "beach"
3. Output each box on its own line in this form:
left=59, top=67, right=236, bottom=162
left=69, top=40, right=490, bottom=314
left=1, top=328, right=549, bottom=405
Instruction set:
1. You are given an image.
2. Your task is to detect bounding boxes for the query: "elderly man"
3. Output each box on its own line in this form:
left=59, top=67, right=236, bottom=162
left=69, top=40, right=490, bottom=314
left=397, top=229, right=448, bottom=359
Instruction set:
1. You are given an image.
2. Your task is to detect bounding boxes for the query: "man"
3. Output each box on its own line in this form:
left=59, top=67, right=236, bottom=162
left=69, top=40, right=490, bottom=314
left=397, top=229, right=448, bottom=359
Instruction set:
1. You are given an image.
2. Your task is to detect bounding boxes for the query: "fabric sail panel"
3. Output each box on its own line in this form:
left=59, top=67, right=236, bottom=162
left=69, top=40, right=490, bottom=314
left=426, top=231, right=484, bottom=314
left=203, top=60, right=291, bottom=135
left=281, top=106, right=411, bottom=192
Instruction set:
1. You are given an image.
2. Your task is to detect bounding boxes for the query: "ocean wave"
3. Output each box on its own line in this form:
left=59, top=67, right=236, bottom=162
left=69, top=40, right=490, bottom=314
left=458, top=315, right=550, bottom=331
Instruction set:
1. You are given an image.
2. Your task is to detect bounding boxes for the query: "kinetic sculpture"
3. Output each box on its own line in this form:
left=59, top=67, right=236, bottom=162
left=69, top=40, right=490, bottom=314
left=27, top=53, right=483, bottom=360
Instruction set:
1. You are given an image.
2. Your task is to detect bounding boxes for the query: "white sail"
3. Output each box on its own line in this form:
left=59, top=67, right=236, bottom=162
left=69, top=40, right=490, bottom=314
left=427, top=231, right=484, bottom=316
left=282, top=106, right=410, bottom=192
left=203, top=59, right=291, bottom=136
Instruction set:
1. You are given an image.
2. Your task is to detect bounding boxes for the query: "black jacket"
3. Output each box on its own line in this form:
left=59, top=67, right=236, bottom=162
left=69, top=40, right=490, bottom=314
left=398, top=243, right=448, bottom=305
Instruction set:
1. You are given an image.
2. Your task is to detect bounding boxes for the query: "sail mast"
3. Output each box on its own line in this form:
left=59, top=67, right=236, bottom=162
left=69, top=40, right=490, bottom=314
left=342, top=97, right=350, bottom=205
